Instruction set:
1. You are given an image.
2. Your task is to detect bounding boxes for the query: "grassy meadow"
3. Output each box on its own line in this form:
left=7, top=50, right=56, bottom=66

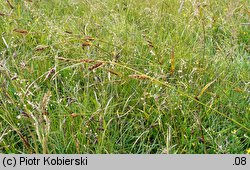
left=0, top=0, right=249, bottom=154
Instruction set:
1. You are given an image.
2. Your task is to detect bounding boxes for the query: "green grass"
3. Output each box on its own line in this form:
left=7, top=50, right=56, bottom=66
left=0, top=0, right=249, bottom=154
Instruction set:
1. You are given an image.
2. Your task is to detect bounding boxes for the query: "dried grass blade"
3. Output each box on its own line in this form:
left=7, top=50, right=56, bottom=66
left=40, top=90, right=51, bottom=115
left=147, top=40, right=154, bottom=48
left=34, top=45, right=49, bottom=51
left=13, top=29, right=28, bottom=34
left=65, top=31, right=73, bottom=34
left=129, top=74, right=149, bottom=80
left=89, top=62, right=104, bottom=71
left=56, top=57, right=73, bottom=62
left=84, top=36, right=95, bottom=41
left=196, top=79, right=216, bottom=100
left=80, top=59, right=95, bottom=63
left=6, top=0, right=14, bottom=9
left=44, top=67, right=55, bottom=81
left=82, top=41, right=92, bottom=47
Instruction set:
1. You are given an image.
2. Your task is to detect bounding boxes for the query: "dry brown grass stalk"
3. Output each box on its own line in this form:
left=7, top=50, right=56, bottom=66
left=65, top=31, right=73, bottom=34
left=40, top=90, right=51, bottom=153
left=13, top=29, right=28, bottom=34
left=88, top=62, right=104, bottom=71
left=44, top=67, right=55, bottom=81
left=82, top=41, right=92, bottom=47
left=80, top=59, right=95, bottom=63
left=129, top=74, right=149, bottom=80
left=84, top=36, right=95, bottom=41
left=34, top=45, right=49, bottom=51
left=6, top=0, right=14, bottom=9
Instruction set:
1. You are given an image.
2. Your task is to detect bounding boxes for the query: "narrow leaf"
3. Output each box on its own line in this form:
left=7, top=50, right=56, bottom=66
left=196, top=79, right=216, bottom=100
left=170, top=46, right=175, bottom=75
